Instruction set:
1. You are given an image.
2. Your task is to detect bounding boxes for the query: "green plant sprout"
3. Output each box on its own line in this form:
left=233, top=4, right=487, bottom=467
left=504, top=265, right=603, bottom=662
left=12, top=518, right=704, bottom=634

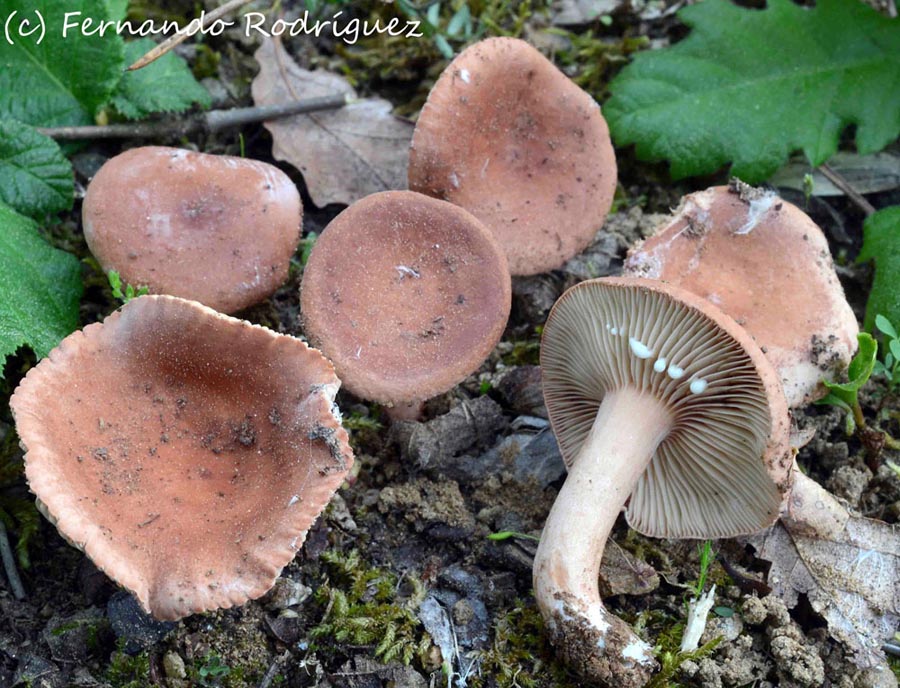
left=872, top=314, right=900, bottom=393
left=107, top=271, right=149, bottom=304
left=817, top=331, right=900, bottom=450
left=488, top=530, right=540, bottom=542
left=690, top=540, right=713, bottom=599
left=197, top=654, right=231, bottom=687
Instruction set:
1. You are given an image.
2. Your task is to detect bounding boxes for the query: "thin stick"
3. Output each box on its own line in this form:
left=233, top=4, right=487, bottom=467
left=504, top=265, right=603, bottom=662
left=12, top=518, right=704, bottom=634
left=818, top=163, right=877, bottom=217
left=128, top=0, right=256, bottom=71
left=37, top=95, right=351, bottom=141
left=0, top=519, right=26, bottom=600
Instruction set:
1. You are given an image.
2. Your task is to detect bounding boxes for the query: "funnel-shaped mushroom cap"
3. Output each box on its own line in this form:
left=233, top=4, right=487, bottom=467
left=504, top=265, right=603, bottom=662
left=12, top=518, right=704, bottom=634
left=301, top=191, right=511, bottom=405
left=10, top=296, right=352, bottom=620
left=83, top=147, right=302, bottom=314
left=541, top=277, right=791, bottom=538
left=408, top=37, right=617, bottom=276
left=624, top=184, right=858, bottom=407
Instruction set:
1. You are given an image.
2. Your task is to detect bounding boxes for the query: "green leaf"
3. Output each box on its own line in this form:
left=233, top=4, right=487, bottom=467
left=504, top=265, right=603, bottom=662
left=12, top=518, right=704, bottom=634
left=605, top=0, right=900, bottom=182
left=819, top=332, right=877, bottom=407
left=0, top=0, right=125, bottom=127
left=109, top=38, right=211, bottom=120
left=104, top=0, right=128, bottom=22
left=858, top=207, right=900, bottom=330
left=0, top=120, right=72, bottom=217
left=875, top=314, right=898, bottom=340
left=0, top=203, right=82, bottom=372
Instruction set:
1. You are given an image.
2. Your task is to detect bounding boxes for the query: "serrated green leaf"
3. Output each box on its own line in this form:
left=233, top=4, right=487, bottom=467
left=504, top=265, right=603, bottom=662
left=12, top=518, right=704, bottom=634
left=605, top=0, right=900, bottom=182
left=0, top=0, right=125, bottom=127
left=859, top=207, right=900, bottom=330
left=109, top=38, right=211, bottom=120
left=0, top=203, right=82, bottom=372
left=0, top=120, right=72, bottom=217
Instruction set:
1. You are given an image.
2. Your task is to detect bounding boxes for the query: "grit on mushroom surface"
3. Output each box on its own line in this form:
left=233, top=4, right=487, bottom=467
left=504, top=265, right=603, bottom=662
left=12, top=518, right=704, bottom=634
left=536, top=277, right=792, bottom=686
left=300, top=190, right=511, bottom=410
left=10, top=296, right=353, bottom=620
left=409, top=37, right=617, bottom=276
left=624, top=182, right=858, bottom=407
left=82, top=147, right=302, bottom=314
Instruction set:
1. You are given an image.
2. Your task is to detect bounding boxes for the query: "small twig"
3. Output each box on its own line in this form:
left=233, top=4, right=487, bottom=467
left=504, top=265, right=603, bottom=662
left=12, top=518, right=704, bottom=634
left=128, top=0, right=256, bottom=71
left=256, top=651, right=289, bottom=688
left=37, top=95, right=351, bottom=140
left=0, top=519, right=26, bottom=600
left=818, top=163, right=877, bottom=216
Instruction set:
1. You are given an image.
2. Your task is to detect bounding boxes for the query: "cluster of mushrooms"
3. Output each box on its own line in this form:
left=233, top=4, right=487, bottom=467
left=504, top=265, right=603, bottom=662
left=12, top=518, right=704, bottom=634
left=8, top=35, right=870, bottom=685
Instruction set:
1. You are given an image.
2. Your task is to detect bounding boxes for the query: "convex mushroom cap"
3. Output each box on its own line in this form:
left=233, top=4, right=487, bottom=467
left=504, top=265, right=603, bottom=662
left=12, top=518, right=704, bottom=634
left=534, top=277, right=791, bottom=686
left=10, top=296, right=352, bottom=620
left=624, top=183, right=858, bottom=407
left=408, top=37, right=617, bottom=276
left=300, top=190, right=511, bottom=407
left=83, top=146, right=302, bottom=314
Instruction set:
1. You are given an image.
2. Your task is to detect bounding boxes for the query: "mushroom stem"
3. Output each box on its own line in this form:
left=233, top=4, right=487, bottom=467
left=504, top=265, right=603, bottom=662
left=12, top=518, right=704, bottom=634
left=533, top=387, right=671, bottom=685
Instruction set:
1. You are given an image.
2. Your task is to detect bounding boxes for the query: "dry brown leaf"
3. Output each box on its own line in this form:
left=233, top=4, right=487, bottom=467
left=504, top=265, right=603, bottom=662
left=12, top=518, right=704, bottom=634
left=251, top=39, right=413, bottom=207
left=748, top=472, right=900, bottom=669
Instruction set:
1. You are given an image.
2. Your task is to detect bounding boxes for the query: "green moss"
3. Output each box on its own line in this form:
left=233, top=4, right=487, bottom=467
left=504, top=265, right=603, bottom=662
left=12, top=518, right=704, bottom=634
left=549, top=30, right=649, bottom=101
left=311, top=549, right=431, bottom=666
left=105, top=644, right=152, bottom=688
left=471, top=602, right=578, bottom=688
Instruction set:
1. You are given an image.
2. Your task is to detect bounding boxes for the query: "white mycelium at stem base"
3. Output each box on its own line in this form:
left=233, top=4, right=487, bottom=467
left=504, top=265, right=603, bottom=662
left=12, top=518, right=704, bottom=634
left=535, top=278, right=791, bottom=686
left=534, top=387, right=671, bottom=678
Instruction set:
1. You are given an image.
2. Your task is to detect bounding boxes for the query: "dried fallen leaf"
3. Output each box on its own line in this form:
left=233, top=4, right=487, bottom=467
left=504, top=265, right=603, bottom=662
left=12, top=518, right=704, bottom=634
left=748, top=472, right=900, bottom=669
left=251, top=39, right=413, bottom=207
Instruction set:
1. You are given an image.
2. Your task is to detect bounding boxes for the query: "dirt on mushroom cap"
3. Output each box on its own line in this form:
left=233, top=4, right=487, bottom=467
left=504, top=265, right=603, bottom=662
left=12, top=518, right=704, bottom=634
left=300, top=190, right=511, bottom=405
left=624, top=183, right=858, bottom=407
left=9, top=296, right=353, bottom=620
left=408, top=37, right=617, bottom=276
left=82, top=146, right=302, bottom=315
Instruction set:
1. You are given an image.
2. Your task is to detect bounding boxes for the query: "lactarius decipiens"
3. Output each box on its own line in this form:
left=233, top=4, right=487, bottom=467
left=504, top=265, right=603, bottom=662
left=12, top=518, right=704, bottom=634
left=300, top=190, right=511, bottom=412
left=624, top=182, right=858, bottom=407
left=535, top=277, right=791, bottom=685
left=10, top=296, right=352, bottom=620
left=83, top=146, right=302, bottom=314
left=408, top=37, right=617, bottom=276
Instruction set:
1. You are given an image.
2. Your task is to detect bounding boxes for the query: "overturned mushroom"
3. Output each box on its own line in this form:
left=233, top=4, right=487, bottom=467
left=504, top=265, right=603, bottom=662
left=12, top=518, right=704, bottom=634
left=300, top=190, right=511, bottom=410
left=624, top=183, right=858, bottom=407
left=409, top=37, right=617, bottom=276
left=83, top=147, right=302, bottom=314
left=536, top=277, right=791, bottom=685
left=10, top=296, right=352, bottom=620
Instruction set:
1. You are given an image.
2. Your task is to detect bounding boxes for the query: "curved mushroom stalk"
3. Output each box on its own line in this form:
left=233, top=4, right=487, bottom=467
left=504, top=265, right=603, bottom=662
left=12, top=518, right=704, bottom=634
left=533, top=389, right=669, bottom=685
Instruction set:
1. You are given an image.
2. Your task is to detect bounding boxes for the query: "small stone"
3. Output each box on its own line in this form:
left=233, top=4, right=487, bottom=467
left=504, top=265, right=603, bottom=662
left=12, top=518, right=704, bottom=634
left=107, top=592, right=176, bottom=653
left=512, top=427, right=567, bottom=487
left=263, top=577, right=312, bottom=610
left=452, top=599, right=475, bottom=626
left=496, top=366, right=547, bottom=418
left=163, top=652, right=187, bottom=679
left=42, top=608, right=110, bottom=662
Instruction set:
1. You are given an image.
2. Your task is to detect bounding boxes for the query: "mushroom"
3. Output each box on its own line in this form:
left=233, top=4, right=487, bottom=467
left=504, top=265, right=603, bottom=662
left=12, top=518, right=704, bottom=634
left=83, top=146, right=302, bottom=314
left=408, top=37, right=617, bottom=276
left=535, top=277, right=792, bottom=685
left=624, top=182, right=858, bottom=407
left=10, top=296, right=352, bottom=620
left=300, top=190, right=511, bottom=411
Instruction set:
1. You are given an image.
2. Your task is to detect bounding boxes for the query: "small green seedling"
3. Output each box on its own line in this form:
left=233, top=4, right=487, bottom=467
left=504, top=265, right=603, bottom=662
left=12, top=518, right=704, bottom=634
left=488, top=530, right=540, bottom=542
left=299, top=232, right=318, bottom=267
left=872, top=314, right=900, bottom=392
left=690, top=540, right=713, bottom=599
left=197, top=655, right=231, bottom=687
left=817, top=332, right=877, bottom=435
left=107, top=271, right=149, bottom=304
left=817, top=331, right=900, bottom=451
